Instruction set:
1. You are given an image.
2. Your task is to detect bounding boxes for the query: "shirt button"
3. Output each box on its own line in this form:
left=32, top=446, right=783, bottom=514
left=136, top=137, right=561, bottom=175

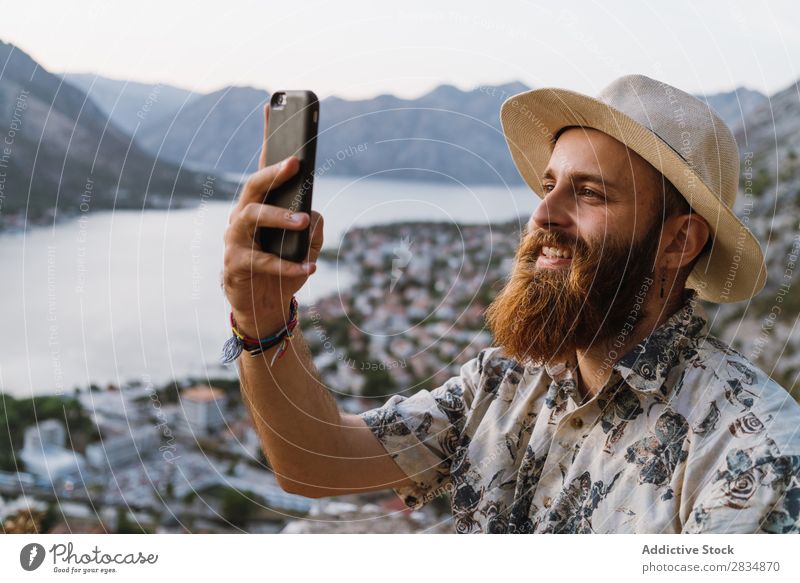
left=543, top=496, right=552, bottom=508
left=570, top=416, right=584, bottom=429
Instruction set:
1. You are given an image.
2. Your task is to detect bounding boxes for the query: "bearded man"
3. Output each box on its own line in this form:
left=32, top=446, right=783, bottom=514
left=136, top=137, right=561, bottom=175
left=222, top=74, right=800, bottom=533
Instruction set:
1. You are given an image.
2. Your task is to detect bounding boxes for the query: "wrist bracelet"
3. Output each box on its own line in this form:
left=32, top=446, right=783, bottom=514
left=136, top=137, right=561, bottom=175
left=219, top=296, right=299, bottom=366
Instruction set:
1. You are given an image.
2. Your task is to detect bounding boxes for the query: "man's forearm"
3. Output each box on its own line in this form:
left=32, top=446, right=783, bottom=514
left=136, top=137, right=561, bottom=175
left=237, top=326, right=345, bottom=494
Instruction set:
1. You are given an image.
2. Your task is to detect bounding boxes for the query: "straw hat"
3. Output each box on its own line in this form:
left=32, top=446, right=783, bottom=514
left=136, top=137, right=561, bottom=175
left=500, top=74, right=766, bottom=303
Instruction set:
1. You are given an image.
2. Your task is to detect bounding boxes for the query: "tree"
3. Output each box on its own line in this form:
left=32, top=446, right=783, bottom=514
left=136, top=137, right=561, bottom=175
left=219, top=487, right=259, bottom=528
left=38, top=503, right=61, bottom=533
left=115, top=507, right=140, bottom=534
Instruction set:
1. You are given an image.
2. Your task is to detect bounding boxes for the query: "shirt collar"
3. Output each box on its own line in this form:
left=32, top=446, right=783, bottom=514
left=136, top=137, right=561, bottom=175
left=542, top=290, right=709, bottom=398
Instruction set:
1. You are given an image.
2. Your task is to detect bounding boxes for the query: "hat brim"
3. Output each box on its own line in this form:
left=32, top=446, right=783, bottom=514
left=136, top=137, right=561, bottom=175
left=500, top=87, right=766, bottom=304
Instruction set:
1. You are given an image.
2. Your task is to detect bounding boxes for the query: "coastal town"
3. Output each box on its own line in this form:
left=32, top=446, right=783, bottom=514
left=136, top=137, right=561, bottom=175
left=1, top=219, right=523, bottom=534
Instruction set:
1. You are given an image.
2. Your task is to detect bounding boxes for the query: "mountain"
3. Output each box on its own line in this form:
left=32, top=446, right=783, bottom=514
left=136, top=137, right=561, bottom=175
left=705, top=78, right=800, bottom=390
left=128, top=80, right=531, bottom=184
left=696, top=86, right=768, bottom=131
left=67, top=70, right=776, bottom=186
left=100, top=78, right=765, bottom=187
left=314, top=81, right=530, bottom=185
left=0, top=41, right=232, bottom=224
left=733, top=80, right=800, bottom=173
left=62, top=73, right=198, bottom=136
left=136, top=86, right=269, bottom=175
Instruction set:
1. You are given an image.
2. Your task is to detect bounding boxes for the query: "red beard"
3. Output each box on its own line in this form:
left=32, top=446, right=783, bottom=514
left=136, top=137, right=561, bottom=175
left=485, top=220, right=662, bottom=365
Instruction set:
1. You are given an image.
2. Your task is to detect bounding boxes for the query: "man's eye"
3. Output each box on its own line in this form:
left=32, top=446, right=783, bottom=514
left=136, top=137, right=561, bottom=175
left=580, top=188, right=601, bottom=199
left=542, top=183, right=555, bottom=193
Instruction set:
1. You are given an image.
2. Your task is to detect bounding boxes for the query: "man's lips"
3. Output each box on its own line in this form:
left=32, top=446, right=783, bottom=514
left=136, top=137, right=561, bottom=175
left=535, top=254, right=572, bottom=268
left=534, top=244, right=574, bottom=268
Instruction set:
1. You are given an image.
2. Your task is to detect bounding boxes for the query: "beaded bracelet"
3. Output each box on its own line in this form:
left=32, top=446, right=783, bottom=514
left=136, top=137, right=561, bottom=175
left=219, top=296, right=299, bottom=366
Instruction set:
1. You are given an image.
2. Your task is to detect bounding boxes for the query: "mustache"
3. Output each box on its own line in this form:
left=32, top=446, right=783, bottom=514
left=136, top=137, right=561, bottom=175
left=518, top=228, right=590, bottom=264
left=525, top=227, right=579, bottom=248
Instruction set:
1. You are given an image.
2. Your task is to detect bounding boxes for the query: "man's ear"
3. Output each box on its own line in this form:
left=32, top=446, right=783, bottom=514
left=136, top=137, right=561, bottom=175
left=660, top=213, right=710, bottom=270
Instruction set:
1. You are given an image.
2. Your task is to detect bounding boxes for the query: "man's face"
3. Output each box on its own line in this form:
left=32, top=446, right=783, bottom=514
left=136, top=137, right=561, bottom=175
left=486, top=127, right=666, bottom=364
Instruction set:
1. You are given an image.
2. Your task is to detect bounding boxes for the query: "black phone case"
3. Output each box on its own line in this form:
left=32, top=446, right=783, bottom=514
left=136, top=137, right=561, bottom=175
left=258, top=90, right=319, bottom=262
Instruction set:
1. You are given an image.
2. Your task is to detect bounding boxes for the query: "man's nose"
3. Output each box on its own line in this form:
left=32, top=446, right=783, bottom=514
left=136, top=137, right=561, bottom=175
left=530, top=184, right=574, bottom=231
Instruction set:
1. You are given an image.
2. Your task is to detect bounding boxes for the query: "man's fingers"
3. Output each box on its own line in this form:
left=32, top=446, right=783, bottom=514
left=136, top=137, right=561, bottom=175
left=232, top=202, right=310, bottom=244
left=258, top=104, right=269, bottom=170
left=227, top=246, right=316, bottom=278
left=239, top=156, right=299, bottom=206
left=307, top=211, right=324, bottom=262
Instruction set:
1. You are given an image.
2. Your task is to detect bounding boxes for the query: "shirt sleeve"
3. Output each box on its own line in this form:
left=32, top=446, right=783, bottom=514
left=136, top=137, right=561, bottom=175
left=357, top=351, right=484, bottom=510
left=681, top=447, right=800, bottom=534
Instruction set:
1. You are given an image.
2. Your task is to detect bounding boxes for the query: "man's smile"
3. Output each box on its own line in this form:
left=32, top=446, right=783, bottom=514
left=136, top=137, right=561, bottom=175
left=536, top=245, right=573, bottom=268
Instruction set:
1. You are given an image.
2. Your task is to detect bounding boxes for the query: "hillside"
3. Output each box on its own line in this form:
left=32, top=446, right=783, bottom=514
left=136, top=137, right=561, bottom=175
left=81, top=76, right=766, bottom=186
left=0, top=41, right=233, bottom=226
left=136, top=85, right=269, bottom=175
left=62, top=73, right=198, bottom=136
left=706, top=79, right=800, bottom=391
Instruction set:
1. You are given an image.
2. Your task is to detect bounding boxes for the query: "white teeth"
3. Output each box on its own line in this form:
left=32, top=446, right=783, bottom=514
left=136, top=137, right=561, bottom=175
left=541, top=246, right=573, bottom=259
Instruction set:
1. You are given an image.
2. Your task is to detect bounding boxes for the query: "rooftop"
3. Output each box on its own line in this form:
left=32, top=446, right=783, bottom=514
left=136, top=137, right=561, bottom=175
left=181, top=385, right=224, bottom=403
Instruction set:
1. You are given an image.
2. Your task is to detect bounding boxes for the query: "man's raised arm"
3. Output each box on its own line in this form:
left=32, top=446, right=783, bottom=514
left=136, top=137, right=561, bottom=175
left=221, top=105, right=413, bottom=498
left=235, top=323, right=413, bottom=498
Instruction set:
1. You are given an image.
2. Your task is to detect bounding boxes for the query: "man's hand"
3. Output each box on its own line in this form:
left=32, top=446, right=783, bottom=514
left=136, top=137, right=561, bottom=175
left=222, top=105, right=324, bottom=337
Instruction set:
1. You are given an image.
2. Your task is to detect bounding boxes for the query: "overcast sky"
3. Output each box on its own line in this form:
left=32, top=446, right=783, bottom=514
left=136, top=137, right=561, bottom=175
left=1, top=0, right=797, bottom=100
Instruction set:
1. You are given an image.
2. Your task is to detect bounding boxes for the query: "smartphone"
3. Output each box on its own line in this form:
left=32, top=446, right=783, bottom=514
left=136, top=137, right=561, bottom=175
left=258, top=90, right=319, bottom=262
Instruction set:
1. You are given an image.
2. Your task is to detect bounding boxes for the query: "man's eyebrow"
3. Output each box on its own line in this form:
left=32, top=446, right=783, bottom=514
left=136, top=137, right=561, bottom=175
left=541, top=168, right=622, bottom=192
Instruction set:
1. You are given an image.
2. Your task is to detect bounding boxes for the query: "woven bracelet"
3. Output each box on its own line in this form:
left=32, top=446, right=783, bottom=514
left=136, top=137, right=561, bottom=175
left=219, top=296, right=299, bottom=366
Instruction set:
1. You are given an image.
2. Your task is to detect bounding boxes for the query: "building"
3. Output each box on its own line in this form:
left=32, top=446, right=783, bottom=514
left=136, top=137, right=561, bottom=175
left=23, top=419, right=65, bottom=450
left=85, top=426, right=162, bottom=469
left=179, top=385, right=226, bottom=436
left=78, top=384, right=152, bottom=431
left=18, top=420, right=85, bottom=483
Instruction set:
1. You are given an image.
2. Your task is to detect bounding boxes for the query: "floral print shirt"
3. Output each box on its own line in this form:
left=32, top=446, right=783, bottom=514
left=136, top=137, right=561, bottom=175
left=359, top=293, right=800, bottom=533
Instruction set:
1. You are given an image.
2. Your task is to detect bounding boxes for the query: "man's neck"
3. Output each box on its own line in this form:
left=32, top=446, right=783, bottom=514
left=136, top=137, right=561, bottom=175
left=573, top=289, right=688, bottom=401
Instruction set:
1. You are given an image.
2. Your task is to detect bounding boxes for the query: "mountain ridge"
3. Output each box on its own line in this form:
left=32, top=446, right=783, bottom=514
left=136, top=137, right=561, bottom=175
left=0, top=40, right=234, bottom=226
left=73, top=72, right=772, bottom=183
